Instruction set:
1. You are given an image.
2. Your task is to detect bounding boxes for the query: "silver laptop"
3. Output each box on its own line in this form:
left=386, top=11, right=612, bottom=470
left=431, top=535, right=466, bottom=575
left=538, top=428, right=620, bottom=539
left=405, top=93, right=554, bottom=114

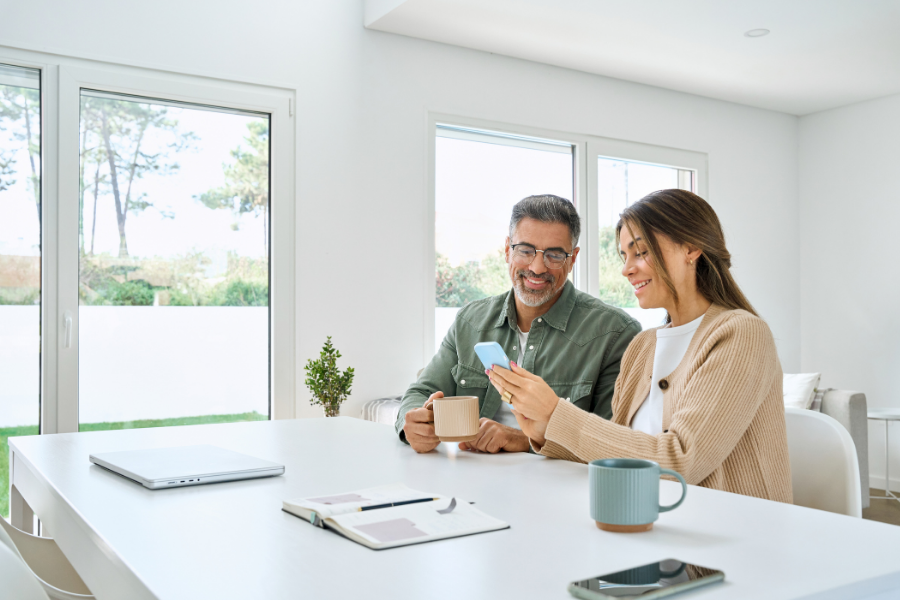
left=89, top=445, right=285, bottom=489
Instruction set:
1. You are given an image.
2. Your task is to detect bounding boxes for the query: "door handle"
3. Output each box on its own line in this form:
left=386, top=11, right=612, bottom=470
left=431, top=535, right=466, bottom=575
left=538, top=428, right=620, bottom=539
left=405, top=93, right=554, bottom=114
left=64, top=310, right=72, bottom=349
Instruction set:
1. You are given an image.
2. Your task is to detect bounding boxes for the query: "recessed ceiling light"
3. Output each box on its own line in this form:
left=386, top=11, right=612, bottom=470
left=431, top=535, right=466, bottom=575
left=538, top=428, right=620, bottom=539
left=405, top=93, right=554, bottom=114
left=744, top=29, right=770, bottom=38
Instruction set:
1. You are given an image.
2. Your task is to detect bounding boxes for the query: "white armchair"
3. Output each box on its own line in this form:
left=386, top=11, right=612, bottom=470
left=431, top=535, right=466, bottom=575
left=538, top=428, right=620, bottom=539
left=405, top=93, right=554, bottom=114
left=818, top=390, right=870, bottom=509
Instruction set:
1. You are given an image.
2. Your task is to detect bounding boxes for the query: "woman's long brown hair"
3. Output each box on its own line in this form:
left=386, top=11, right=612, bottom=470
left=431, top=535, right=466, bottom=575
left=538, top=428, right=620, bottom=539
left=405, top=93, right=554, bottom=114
left=616, top=189, right=758, bottom=319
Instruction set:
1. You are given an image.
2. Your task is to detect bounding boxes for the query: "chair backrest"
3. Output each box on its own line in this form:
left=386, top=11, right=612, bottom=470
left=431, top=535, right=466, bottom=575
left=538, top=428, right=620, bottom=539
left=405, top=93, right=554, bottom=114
left=0, top=517, right=93, bottom=599
left=0, top=541, right=50, bottom=600
left=0, top=517, right=24, bottom=558
left=784, top=407, right=862, bottom=517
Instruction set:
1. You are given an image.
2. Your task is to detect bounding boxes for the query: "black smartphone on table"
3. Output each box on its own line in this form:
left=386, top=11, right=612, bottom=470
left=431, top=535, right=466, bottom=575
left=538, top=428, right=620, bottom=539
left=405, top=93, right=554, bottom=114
left=568, top=559, right=724, bottom=599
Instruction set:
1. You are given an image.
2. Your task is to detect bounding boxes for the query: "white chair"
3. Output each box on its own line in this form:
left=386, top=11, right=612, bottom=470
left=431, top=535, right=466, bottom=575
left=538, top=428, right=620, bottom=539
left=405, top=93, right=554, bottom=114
left=0, top=517, right=93, bottom=599
left=784, top=406, right=862, bottom=518
left=0, top=543, right=50, bottom=600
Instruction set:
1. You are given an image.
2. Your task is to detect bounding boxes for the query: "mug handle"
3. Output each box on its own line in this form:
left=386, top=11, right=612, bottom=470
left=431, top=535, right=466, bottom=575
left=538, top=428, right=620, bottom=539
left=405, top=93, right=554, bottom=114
left=658, top=468, right=687, bottom=513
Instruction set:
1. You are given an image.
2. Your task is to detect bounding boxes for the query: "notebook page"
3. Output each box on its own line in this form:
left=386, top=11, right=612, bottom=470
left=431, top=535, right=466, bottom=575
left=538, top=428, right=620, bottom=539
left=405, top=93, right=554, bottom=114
left=331, top=497, right=508, bottom=549
left=284, top=483, right=440, bottom=519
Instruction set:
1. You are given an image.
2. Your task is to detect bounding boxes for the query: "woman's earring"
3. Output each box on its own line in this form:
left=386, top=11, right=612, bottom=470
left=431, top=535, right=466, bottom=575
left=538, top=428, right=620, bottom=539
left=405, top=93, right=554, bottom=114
left=689, top=259, right=694, bottom=265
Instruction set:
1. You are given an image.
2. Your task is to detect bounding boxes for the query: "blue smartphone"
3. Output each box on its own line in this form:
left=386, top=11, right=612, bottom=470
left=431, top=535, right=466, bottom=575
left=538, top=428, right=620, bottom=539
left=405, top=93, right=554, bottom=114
left=474, top=341, right=511, bottom=372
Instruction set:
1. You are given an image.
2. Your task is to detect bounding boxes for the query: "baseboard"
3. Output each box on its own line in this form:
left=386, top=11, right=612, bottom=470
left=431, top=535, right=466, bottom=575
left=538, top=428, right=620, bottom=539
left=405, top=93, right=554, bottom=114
left=868, top=474, right=900, bottom=492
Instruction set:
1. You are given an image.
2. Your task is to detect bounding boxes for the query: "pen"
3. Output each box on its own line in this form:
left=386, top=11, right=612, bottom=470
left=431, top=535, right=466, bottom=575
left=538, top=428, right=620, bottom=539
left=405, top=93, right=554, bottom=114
left=358, top=497, right=439, bottom=511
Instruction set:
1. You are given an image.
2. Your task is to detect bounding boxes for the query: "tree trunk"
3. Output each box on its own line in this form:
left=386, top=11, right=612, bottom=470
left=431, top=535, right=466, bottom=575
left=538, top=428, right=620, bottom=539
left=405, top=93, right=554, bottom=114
left=122, top=121, right=148, bottom=227
left=90, top=158, right=101, bottom=256
left=22, top=94, right=40, bottom=224
left=100, top=110, right=129, bottom=258
left=78, top=126, right=88, bottom=256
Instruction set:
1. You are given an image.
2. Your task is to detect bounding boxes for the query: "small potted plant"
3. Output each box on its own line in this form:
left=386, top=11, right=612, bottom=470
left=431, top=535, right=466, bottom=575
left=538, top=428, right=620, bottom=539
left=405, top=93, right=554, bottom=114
left=304, top=336, right=355, bottom=417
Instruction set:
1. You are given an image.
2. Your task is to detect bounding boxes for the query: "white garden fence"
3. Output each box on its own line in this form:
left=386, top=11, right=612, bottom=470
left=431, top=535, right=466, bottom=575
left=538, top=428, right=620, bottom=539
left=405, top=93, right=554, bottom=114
left=0, top=306, right=268, bottom=427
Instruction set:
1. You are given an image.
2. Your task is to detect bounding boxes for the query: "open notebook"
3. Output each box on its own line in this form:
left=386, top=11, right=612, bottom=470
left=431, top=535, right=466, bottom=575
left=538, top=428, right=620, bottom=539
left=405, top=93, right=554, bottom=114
left=283, top=483, right=509, bottom=550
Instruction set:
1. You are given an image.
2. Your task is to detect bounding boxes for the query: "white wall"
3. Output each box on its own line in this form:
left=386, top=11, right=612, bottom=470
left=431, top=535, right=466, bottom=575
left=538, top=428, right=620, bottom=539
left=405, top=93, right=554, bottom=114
left=0, top=0, right=800, bottom=418
left=800, top=92, right=900, bottom=491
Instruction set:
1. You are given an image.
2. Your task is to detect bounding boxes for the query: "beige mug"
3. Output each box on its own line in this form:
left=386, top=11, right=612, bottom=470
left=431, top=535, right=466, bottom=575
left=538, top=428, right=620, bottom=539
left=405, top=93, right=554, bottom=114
left=432, top=396, right=479, bottom=442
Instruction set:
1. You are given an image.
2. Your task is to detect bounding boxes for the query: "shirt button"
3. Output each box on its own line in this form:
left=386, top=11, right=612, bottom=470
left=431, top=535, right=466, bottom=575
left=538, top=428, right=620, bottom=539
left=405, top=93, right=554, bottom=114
left=461, top=380, right=466, bottom=385
left=566, top=397, right=571, bottom=402
left=529, top=345, right=534, bottom=350
left=512, top=346, right=516, bottom=350
left=537, top=318, right=542, bottom=323
left=658, top=379, right=669, bottom=390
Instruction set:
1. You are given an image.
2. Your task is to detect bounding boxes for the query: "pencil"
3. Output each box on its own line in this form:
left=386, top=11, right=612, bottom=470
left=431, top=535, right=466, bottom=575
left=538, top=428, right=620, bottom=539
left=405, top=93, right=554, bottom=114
left=358, top=497, right=439, bottom=511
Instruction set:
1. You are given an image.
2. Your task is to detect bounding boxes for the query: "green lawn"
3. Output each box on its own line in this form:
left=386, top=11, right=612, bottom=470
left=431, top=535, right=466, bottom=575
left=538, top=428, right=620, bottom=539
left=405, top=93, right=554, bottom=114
left=1, top=411, right=267, bottom=519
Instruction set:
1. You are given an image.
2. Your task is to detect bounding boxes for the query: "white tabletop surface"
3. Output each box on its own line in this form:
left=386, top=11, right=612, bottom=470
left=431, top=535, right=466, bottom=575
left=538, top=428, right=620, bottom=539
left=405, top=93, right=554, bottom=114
left=9, top=417, right=900, bottom=600
left=867, top=408, right=900, bottom=420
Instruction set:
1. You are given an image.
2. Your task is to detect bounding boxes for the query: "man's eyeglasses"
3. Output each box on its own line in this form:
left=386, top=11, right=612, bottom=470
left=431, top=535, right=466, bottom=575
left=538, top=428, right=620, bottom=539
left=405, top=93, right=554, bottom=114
left=510, top=243, right=573, bottom=270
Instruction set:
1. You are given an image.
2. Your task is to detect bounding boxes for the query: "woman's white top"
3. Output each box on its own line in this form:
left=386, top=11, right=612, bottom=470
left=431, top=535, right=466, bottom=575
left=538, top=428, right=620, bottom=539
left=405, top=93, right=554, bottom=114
left=631, top=313, right=705, bottom=436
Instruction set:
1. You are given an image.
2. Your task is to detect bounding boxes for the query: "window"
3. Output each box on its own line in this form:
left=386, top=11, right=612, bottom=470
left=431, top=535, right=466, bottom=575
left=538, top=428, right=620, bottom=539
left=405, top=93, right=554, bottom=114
left=428, top=117, right=707, bottom=358
left=0, top=63, right=41, bottom=519
left=433, top=124, right=574, bottom=352
left=77, top=90, right=270, bottom=430
left=596, top=157, right=695, bottom=330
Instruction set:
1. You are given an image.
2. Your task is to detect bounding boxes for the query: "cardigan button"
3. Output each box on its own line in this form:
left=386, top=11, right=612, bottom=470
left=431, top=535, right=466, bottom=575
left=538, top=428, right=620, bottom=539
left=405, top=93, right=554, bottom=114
left=658, top=379, right=669, bottom=391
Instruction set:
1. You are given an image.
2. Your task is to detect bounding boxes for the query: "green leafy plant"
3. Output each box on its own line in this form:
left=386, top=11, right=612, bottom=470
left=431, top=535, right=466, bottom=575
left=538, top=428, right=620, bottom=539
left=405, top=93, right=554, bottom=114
left=597, top=225, right=637, bottom=308
left=304, top=336, right=355, bottom=417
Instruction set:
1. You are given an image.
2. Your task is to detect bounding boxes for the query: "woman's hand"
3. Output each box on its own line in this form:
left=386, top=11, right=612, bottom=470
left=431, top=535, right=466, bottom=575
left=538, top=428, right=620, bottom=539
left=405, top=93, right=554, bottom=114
left=512, top=409, right=548, bottom=447
left=488, top=362, right=559, bottom=422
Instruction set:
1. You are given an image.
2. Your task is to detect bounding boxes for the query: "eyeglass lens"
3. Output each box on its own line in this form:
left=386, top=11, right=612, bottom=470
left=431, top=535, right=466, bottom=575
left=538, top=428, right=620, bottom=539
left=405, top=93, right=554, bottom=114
left=513, top=246, right=567, bottom=268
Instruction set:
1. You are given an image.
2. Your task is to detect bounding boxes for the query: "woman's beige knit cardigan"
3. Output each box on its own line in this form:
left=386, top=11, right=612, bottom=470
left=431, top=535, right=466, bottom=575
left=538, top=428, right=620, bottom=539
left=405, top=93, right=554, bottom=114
left=535, top=304, right=793, bottom=503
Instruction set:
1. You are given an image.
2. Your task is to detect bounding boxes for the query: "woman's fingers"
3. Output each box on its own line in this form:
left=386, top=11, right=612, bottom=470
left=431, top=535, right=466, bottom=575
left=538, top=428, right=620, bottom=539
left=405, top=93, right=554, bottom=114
left=488, top=366, right=526, bottom=392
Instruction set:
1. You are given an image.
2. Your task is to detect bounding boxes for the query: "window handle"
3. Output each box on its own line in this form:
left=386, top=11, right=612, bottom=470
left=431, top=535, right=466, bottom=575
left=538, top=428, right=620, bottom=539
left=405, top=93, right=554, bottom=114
left=64, top=310, right=72, bottom=349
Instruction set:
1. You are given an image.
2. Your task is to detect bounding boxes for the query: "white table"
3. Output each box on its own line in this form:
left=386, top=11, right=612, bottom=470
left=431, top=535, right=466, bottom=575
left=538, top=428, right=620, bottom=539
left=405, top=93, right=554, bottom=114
left=868, top=409, right=900, bottom=504
left=8, top=417, right=900, bottom=600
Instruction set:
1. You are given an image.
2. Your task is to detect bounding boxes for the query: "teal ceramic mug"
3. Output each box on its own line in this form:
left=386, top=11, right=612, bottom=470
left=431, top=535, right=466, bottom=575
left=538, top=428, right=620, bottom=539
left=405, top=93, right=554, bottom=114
left=589, top=458, right=687, bottom=532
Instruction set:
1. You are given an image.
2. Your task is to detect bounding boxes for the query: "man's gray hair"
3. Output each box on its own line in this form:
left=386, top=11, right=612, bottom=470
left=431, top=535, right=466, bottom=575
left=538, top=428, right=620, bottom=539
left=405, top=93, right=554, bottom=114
left=509, top=195, right=581, bottom=249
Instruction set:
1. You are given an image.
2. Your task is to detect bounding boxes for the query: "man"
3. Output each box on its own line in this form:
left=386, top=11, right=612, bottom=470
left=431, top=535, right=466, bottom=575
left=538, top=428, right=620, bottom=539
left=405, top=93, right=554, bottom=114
left=396, top=194, right=641, bottom=453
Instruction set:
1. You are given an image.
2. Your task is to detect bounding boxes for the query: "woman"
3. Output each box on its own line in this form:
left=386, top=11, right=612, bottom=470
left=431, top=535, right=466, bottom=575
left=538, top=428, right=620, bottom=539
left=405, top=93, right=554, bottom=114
left=489, top=189, right=792, bottom=503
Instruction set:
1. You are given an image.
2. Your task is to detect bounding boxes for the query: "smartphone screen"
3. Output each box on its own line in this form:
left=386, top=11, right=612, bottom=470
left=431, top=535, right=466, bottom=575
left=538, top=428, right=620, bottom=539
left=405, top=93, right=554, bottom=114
left=569, top=559, right=724, bottom=599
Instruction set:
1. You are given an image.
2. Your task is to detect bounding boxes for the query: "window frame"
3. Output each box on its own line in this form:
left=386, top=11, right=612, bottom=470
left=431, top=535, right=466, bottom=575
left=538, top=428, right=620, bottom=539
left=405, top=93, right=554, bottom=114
left=0, top=47, right=296, bottom=435
left=426, top=112, right=707, bottom=360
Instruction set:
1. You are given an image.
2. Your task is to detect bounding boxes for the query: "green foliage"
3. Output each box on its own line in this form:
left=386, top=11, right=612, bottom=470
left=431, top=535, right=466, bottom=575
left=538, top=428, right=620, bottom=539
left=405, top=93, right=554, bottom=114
left=0, top=424, right=38, bottom=520
left=197, top=120, right=270, bottom=252
left=0, top=412, right=267, bottom=519
left=597, top=225, right=637, bottom=308
left=0, top=288, right=40, bottom=305
left=435, top=249, right=510, bottom=308
left=78, top=411, right=267, bottom=432
left=304, top=336, right=355, bottom=417
left=79, top=252, right=268, bottom=307
left=0, top=150, right=14, bottom=192
left=209, top=279, right=268, bottom=307
left=102, top=279, right=155, bottom=306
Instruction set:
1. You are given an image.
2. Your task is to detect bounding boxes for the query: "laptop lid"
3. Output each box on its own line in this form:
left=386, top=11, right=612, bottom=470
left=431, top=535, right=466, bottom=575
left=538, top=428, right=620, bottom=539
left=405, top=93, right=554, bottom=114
left=90, top=445, right=285, bottom=489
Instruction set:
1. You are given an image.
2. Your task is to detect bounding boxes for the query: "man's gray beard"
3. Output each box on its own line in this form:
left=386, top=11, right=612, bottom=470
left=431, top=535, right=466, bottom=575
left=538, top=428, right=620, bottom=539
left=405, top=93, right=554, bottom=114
left=512, top=269, right=560, bottom=307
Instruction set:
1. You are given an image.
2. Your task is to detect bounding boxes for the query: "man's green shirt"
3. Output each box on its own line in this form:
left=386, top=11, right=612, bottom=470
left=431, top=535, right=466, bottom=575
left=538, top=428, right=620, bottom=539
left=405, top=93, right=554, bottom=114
left=395, top=281, right=642, bottom=441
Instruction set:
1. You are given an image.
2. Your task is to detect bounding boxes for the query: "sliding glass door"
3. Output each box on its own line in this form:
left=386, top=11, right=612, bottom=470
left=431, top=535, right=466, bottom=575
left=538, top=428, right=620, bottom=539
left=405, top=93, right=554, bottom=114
left=76, top=91, right=271, bottom=431
left=0, top=63, right=41, bottom=518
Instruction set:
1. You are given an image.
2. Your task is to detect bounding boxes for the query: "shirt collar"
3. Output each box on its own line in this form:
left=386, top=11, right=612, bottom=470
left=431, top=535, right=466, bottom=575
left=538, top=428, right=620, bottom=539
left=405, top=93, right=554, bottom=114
left=496, top=280, right=577, bottom=332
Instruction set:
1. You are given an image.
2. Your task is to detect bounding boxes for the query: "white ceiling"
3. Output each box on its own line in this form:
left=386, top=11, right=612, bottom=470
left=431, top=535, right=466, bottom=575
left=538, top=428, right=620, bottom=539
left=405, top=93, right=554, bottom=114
left=365, top=0, right=900, bottom=116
